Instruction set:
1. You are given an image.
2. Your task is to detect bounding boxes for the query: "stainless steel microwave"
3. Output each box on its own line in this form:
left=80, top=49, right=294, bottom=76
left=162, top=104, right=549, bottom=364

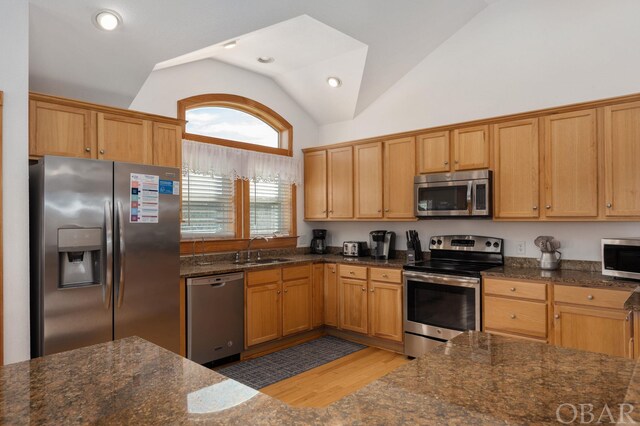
left=602, top=238, right=640, bottom=280
left=414, top=170, right=492, bottom=218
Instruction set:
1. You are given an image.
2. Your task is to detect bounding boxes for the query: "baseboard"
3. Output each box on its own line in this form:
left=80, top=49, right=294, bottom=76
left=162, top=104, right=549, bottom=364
left=325, top=328, right=405, bottom=355
left=241, top=329, right=325, bottom=360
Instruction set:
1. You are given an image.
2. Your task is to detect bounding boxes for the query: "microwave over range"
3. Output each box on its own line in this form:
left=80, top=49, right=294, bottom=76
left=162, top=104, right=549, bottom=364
left=414, top=170, right=492, bottom=218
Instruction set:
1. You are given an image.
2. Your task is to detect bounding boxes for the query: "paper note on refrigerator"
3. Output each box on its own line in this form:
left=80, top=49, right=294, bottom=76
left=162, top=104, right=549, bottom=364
left=130, top=173, right=160, bottom=223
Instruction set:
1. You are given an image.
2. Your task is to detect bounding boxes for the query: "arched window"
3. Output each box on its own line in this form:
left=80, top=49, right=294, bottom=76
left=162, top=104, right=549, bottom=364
left=178, top=94, right=293, bottom=156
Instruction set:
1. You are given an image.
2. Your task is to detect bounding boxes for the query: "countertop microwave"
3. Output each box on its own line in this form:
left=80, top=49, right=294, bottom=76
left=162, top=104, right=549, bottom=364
left=414, top=170, right=492, bottom=218
left=602, top=238, right=640, bottom=280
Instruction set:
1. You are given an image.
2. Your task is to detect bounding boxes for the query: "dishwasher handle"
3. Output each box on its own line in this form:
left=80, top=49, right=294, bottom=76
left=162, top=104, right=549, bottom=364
left=187, top=272, right=244, bottom=287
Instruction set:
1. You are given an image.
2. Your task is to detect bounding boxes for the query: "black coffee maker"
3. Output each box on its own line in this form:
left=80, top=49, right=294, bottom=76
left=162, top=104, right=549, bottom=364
left=310, top=229, right=327, bottom=254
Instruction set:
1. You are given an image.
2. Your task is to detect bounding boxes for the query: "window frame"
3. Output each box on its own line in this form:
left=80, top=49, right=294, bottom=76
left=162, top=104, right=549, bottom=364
left=178, top=93, right=293, bottom=157
left=178, top=94, right=297, bottom=254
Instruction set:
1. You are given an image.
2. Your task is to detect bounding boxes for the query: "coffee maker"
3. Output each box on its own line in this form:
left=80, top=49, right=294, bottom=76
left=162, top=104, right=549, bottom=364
left=369, top=230, right=395, bottom=260
left=310, top=229, right=327, bottom=254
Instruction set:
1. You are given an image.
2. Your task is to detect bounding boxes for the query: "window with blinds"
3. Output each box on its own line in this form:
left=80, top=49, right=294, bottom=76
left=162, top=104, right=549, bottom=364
left=249, top=179, right=292, bottom=236
left=181, top=171, right=236, bottom=238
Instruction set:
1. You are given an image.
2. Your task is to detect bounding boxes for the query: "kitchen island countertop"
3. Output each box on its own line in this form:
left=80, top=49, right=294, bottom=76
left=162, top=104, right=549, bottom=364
left=2, top=333, right=640, bottom=425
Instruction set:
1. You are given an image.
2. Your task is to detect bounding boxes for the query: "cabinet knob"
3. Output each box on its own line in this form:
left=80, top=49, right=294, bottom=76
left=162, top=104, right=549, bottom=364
left=510, top=287, right=516, bottom=292
left=382, top=274, right=388, bottom=278
left=277, top=290, right=281, bottom=294
left=284, top=289, right=288, bottom=293
left=554, top=314, right=560, bottom=319
left=532, top=206, right=538, bottom=210
left=444, top=161, right=449, bottom=165
left=85, top=147, right=91, bottom=152
left=99, top=149, right=105, bottom=154
left=606, top=203, right=612, bottom=208
left=510, top=314, right=516, bottom=319
left=370, top=289, right=374, bottom=293
left=349, top=271, right=355, bottom=275
left=454, top=160, right=459, bottom=164
left=361, top=287, right=366, bottom=292
left=329, top=210, right=333, bottom=213
left=384, top=209, right=390, bottom=212
left=322, top=210, right=327, bottom=213
left=332, top=270, right=335, bottom=274
left=377, top=209, right=382, bottom=213
left=587, top=295, right=594, bottom=300
left=545, top=205, right=551, bottom=209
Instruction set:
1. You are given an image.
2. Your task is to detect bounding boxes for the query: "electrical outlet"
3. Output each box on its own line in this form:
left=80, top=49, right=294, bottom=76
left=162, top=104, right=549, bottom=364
left=516, top=241, right=526, bottom=256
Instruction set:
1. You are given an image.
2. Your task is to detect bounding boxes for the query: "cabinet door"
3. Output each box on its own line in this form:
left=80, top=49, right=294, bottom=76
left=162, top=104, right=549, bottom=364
left=604, top=101, right=640, bottom=217
left=354, top=142, right=383, bottom=218
left=246, top=283, right=282, bottom=347
left=384, top=137, right=416, bottom=218
left=368, top=281, right=403, bottom=342
left=554, top=304, right=632, bottom=358
left=153, top=122, right=182, bottom=168
left=452, top=125, right=489, bottom=171
left=417, top=131, right=450, bottom=173
left=493, top=119, right=540, bottom=218
left=327, top=147, right=354, bottom=218
left=304, top=151, right=328, bottom=219
left=282, top=278, right=312, bottom=336
left=324, top=264, right=338, bottom=327
left=29, top=100, right=96, bottom=158
left=339, top=277, right=368, bottom=334
left=97, top=113, right=153, bottom=164
left=312, top=264, right=324, bottom=328
left=543, top=110, right=598, bottom=217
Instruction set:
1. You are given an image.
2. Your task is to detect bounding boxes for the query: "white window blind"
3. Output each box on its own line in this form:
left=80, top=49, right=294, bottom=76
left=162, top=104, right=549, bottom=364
left=249, top=179, right=292, bottom=236
left=181, top=171, right=236, bottom=238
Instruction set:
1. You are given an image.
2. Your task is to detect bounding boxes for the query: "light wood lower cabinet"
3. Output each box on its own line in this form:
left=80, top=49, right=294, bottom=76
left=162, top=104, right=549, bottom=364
left=368, top=281, right=403, bottom=342
left=339, top=277, right=368, bottom=334
left=553, top=304, right=632, bottom=358
left=246, top=282, right=282, bottom=347
left=324, top=264, right=338, bottom=327
left=282, top=278, right=312, bottom=336
left=312, top=264, right=324, bottom=328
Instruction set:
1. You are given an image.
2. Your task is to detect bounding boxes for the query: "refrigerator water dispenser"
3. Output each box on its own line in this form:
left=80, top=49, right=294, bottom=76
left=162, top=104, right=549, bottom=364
left=58, top=228, right=102, bottom=288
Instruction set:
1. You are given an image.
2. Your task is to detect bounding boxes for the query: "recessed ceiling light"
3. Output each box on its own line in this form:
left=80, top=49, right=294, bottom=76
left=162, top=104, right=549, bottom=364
left=223, top=40, right=237, bottom=49
left=257, top=56, right=275, bottom=64
left=94, top=10, right=121, bottom=31
left=327, top=77, right=342, bottom=88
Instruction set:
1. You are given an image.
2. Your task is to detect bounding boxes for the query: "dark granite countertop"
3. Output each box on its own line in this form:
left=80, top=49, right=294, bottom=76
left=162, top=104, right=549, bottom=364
left=180, top=254, right=406, bottom=278
left=3, top=333, right=640, bottom=425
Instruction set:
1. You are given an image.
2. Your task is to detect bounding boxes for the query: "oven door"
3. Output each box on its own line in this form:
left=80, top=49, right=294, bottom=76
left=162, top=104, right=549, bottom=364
left=404, top=271, right=480, bottom=341
left=602, top=239, right=640, bottom=280
left=415, top=181, right=472, bottom=217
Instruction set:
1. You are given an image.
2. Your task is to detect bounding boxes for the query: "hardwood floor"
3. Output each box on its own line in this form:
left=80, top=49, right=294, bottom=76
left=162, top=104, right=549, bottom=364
left=260, top=347, right=410, bottom=408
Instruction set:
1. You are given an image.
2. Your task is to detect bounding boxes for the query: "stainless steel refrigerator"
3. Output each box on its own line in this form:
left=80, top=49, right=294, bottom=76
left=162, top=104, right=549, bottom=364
left=30, top=156, right=181, bottom=357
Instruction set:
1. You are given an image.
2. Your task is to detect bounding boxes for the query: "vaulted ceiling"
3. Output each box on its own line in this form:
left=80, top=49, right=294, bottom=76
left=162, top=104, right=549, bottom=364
left=29, top=0, right=490, bottom=124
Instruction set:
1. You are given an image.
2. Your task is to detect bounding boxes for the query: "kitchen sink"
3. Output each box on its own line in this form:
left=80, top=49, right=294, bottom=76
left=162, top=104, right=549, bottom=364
left=241, top=258, right=292, bottom=265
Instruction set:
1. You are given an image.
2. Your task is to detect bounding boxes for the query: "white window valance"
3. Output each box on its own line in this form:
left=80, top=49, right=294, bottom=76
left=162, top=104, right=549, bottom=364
left=182, top=139, right=302, bottom=185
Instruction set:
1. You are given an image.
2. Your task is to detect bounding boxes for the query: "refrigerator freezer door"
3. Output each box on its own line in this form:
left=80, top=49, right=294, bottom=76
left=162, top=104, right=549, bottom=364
left=113, top=162, right=181, bottom=353
left=31, top=156, right=114, bottom=357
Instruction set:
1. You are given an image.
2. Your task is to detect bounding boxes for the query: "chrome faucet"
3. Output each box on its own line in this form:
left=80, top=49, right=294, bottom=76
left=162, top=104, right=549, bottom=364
left=247, top=236, right=270, bottom=262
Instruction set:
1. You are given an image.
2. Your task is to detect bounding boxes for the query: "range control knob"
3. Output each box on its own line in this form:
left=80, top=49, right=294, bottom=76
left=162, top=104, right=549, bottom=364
left=437, top=239, right=443, bottom=245
left=485, top=241, right=492, bottom=247
left=493, top=242, right=500, bottom=248
left=431, top=239, right=437, bottom=245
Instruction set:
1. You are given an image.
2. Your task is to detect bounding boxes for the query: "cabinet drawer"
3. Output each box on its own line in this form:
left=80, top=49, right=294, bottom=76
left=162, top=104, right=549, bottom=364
left=484, top=296, right=547, bottom=338
left=484, top=278, right=547, bottom=301
left=339, top=264, right=367, bottom=280
left=554, top=285, right=632, bottom=310
left=247, top=268, right=281, bottom=286
left=282, top=264, right=310, bottom=281
left=369, top=267, right=402, bottom=284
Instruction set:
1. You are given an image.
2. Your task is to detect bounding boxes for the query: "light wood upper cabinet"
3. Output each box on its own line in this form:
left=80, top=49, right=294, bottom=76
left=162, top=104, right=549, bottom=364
left=339, top=277, right=368, bottom=334
left=603, top=101, right=640, bottom=217
left=245, top=282, right=282, bottom=347
left=29, top=100, right=96, bottom=158
left=368, top=281, right=403, bottom=342
left=493, top=119, right=540, bottom=218
left=282, top=278, right=312, bottom=336
left=324, top=264, right=338, bottom=327
left=384, top=137, right=416, bottom=219
left=327, top=146, right=354, bottom=218
left=417, top=131, right=450, bottom=173
left=312, top=264, right=324, bottom=328
left=452, top=125, right=489, bottom=171
left=543, top=109, right=598, bottom=218
left=304, top=151, right=328, bottom=219
left=97, top=113, right=153, bottom=164
left=153, top=123, right=181, bottom=169
left=354, top=142, right=383, bottom=218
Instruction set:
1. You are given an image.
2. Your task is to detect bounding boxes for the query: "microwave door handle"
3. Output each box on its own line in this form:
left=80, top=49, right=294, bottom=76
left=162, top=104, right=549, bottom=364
left=466, top=181, right=473, bottom=215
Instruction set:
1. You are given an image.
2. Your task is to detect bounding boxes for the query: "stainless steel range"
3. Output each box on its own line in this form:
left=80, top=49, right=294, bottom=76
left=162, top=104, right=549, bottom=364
left=403, top=235, right=503, bottom=357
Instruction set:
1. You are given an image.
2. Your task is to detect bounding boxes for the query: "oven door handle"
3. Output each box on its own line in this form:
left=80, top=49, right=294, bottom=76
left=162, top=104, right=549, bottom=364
left=403, top=271, right=480, bottom=288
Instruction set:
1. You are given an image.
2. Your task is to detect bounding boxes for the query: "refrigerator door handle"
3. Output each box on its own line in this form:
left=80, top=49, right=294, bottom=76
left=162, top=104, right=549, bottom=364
left=104, top=201, right=113, bottom=309
left=116, top=201, right=126, bottom=308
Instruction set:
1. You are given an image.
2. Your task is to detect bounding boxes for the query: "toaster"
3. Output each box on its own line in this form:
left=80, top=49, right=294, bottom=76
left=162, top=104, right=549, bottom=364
left=343, top=241, right=368, bottom=257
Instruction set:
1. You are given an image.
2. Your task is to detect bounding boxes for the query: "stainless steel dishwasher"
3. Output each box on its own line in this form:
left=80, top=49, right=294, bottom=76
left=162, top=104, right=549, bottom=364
left=187, top=272, right=244, bottom=364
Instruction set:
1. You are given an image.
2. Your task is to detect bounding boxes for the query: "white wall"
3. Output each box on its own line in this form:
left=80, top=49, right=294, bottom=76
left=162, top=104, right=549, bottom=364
left=130, top=59, right=320, bottom=246
left=0, top=0, right=30, bottom=364
left=314, top=0, right=640, bottom=261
